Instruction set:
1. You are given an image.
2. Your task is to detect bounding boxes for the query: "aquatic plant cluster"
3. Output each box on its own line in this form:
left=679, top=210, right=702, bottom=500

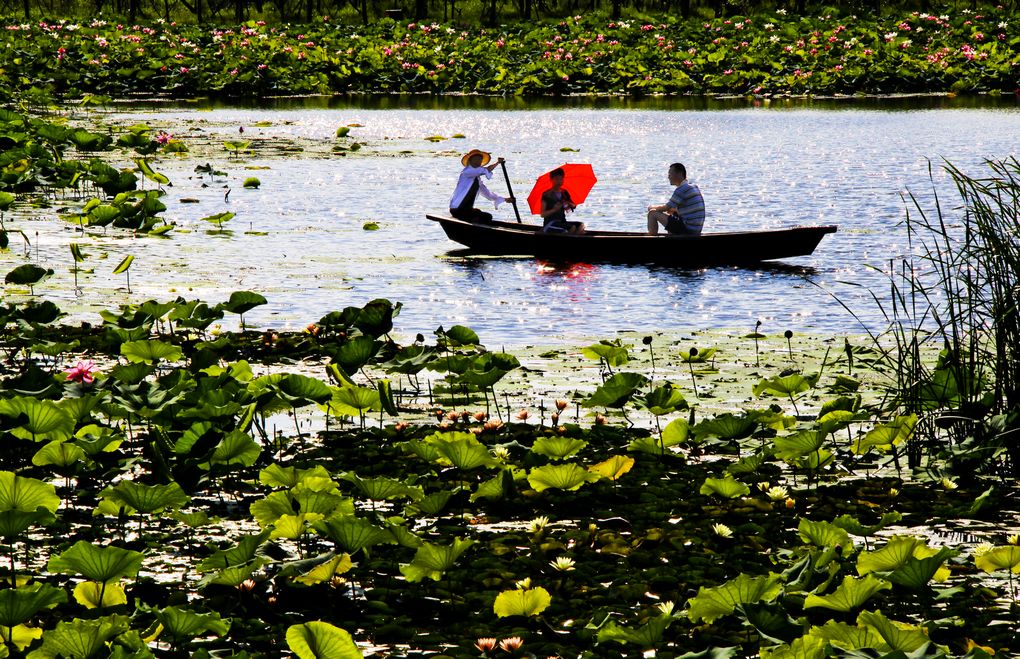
left=1, top=8, right=1017, bottom=99
left=0, top=292, right=1018, bottom=658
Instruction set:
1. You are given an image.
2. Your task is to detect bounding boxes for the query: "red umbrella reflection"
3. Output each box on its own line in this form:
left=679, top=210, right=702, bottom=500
left=526, top=164, right=598, bottom=215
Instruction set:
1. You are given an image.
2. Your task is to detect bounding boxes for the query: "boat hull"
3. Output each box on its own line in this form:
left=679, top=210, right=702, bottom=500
left=427, top=215, right=837, bottom=267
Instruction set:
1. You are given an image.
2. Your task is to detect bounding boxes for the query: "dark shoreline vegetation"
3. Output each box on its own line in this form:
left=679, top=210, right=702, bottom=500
left=2, top=6, right=1019, bottom=100
left=2, top=57, right=1020, bottom=659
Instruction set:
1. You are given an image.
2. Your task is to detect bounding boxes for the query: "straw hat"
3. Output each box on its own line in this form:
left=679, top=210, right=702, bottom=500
left=461, top=149, right=491, bottom=166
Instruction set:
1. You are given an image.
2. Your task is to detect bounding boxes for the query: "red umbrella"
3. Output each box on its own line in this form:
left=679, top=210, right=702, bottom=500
left=526, top=164, right=598, bottom=215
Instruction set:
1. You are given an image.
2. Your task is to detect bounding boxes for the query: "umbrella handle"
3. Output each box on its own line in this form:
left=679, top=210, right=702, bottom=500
left=499, top=160, right=523, bottom=223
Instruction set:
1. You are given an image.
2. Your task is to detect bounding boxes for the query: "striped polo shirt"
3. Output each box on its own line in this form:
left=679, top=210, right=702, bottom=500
left=666, top=180, right=705, bottom=234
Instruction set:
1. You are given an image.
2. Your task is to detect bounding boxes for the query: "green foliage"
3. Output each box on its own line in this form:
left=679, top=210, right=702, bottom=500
left=583, top=372, right=649, bottom=408
left=699, top=475, right=750, bottom=499
left=687, top=573, right=783, bottom=624
left=286, top=622, right=362, bottom=659
left=97, top=480, right=190, bottom=515
left=527, top=463, right=601, bottom=492
left=399, top=538, right=474, bottom=582
left=803, top=574, right=892, bottom=612
left=493, top=586, right=552, bottom=618
left=47, top=541, right=144, bottom=583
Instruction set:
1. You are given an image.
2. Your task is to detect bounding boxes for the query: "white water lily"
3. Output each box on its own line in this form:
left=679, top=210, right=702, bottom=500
left=656, top=601, right=676, bottom=616
left=712, top=523, right=733, bottom=538
left=528, top=516, right=550, bottom=533
left=767, top=486, right=789, bottom=501
left=974, top=542, right=995, bottom=557
left=1008, top=534, right=1019, bottom=546
left=940, top=477, right=958, bottom=490
left=550, top=556, right=576, bottom=571
left=490, top=446, right=511, bottom=462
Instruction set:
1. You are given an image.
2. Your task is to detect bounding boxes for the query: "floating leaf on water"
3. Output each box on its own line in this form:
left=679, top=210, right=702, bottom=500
left=493, top=586, right=552, bottom=618
left=532, top=435, right=588, bottom=461
left=527, top=463, right=601, bottom=492
left=588, top=455, right=635, bottom=481
left=5, top=264, right=53, bottom=286
left=335, top=126, right=350, bottom=138
left=450, top=133, right=466, bottom=138
left=596, top=615, right=673, bottom=647
left=286, top=621, right=363, bottom=659
left=699, top=475, right=750, bottom=499
left=974, top=545, right=1020, bottom=574
left=424, top=135, right=447, bottom=142
left=399, top=537, right=474, bottom=582
left=560, top=147, right=580, bottom=152
left=803, top=574, right=891, bottom=612
left=243, top=177, right=261, bottom=189
left=363, top=221, right=379, bottom=231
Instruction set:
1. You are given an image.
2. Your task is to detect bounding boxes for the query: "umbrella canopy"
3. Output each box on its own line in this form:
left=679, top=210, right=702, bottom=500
left=527, top=164, right=598, bottom=215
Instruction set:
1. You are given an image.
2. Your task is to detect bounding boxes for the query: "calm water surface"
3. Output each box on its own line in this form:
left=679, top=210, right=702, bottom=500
left=24, top=99, right=1020, bottom=345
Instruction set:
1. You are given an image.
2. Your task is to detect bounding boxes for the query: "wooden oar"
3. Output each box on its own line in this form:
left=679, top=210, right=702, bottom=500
left=499, top=160, right=523, bottom=223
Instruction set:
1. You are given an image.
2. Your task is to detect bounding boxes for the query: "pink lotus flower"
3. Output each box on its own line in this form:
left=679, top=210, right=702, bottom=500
left=66, top=360, right=97, bottom=384
left=475, top=637, right=497, bottom=652
left=499, top=637, right=524, bottom=652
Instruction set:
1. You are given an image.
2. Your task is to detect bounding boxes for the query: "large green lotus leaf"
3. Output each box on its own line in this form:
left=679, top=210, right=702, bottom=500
left=399, top=537, right=474, bottom=582
left=87, top=205, right=120, bottom=226
left=974, top=545, right=1020, bottom=574
left=857, top=536, right=929, bottom=575
left=315, top=517, right=397, bottom=554
left=641, top=384, right=687, bottom=415
left=686, top=573, right=783, bottom=624
left=155, top=606, right=230, bottom=641
left=58, top=395, right=104, bottom=426
left=853, top=414, right=917, bottom=455
left=218, top=291, right=267, bottom=316
left=0, top=472, right=59, bottom=515
left=798, top=518, right=853, bottom=552
left=351, top=299, right=400, bottom=338
left=589, top=455, right=635, bottom=481
left=470, top=469, right=524, bottom=502
left=758, top=635, right=827, bottom=659
left=0, top=191, right=15, bottom=211
left=774, top=430, right=825, bottom=460
left=753, top=374, right=813, bottom=397
left=399, top=439, right=442, bottom=463
left=699, top=475, right=750, bottom=499
left=333, top=336, right=378, bottom=375
left=272, top=513, right=325, bottom=540
left=174, top=421, right=215, bottom=456
left=32, top=440, right=86, bottom=469
left=72, top=581, right=127, bottom=610
left=198, top=561, right=268, bottom=588
left=286, top=621, right=362, bottom=659
left=292, top=483, right=352, bottom=517
left=2, top=622, right=41, bottom=651
left=581, top=340, right=629, bottom=367
left=341, top=473, right=423, bottom=501
left=0, top=397, right=74, bottom=442
left=887, top=550, right=956, bottom=590
left=120, top=339, right=183, bottom=364
left=5, top=264, right=52, bottom=286
left=803, top=574, right=891, bottom=612
left=726, top=450, right=772, bottom=476
left=435, top=439, right=499, bottom=469
left=807, top=620, right=887, bottom=651
left=532, top=435, right=588, bottom=461
left=48, top=541, right=143, bottom=583
left=693, top=413, right=757, bottom=441
left=0, top=510, right=55, bottom=539
left=27, top=614, right=130, bottom=659
left=196, top=530, right=271, bottom=573
left=206, top=430, right=261, bottom=468
left=830, top=512, right=902, bottom=537
left=493, top=587, right=552, bottom=618
left=737, top=602, right=801, bottom=644
left=134, top=158, right=169, bottom=185
left=326, top=385, right=381, bottom=417
left=583, top=372, right=648, bottom=408
left=384, top=344, right=435, bottom=375
left=813, top=409, right=856, bottom=435
left=596, top=615, right=672, bottom=647
left=628, top=419, right=688, bottom=455
left=437, top=324, right=479, bottom=347
left=98, top=481, right=190, bottom=515
left=250, top=491, right=300, bottom=528
left=527, top=463, right=601, bottom=492
left=277, top=374, right=332, bottom=405
left=293, top=554, right=354, bottom=586
left=856, top=610, right=932, bottom=652
left=258, top=464, right=332, bottom=489
left=679, top=346, right=717, bottom=363
left=0, top=583, right=66, bottom=628
left=409, top=490, right=453, bottom=516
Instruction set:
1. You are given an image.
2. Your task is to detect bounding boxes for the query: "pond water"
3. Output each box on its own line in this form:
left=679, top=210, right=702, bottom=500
left=15, top=97, right=1020, bottom=346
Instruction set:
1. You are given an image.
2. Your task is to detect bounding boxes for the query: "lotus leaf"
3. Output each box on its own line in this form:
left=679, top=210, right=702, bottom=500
left=852, top=414, right=917, bottom=455
left=112, top=255, right=134, bottom=275
left=470, top=469, right=523, bottom=502
left=595, top=615, right=672, bottom=648
left=0, top=397, right=74, bottom=442
left=807, top=620, right=887, bottom=651
left=699, top=475, right=750, bottom=499
left=196, top=531, right=270, bottom=572
left=198, top=562, right=268, bottom=588
left=679, top=347, right=717, bottom=363
left=258, top=464, right=332, bottom=489
left=2, top=623, right=42, bottom=651
left=974, top=545, right=1020, bottom=574
left=0, top=583, right=66, bottom=628
left=581, top=340, right=629, bottom=367
left=753, top=374, right=814, bottom=397
left=28, top=614, right=131, bottom=659
left=737, top=602, right=801, bottom=644
left=527, top=463, right=601, bottom=492
left=887, top=551, right=955, bottom=589
left=583, top=372, right=649, bottom=408
left=641, top=384, right=687, bottom=415
left=803, top=574, right=892, bottom=612
left=628, top=419, right=688, bottom=455
left=399, top=537, right=474, bottom=582
left=48, top=541, right=144, bottom=583
left=693, top=413, right=757, bottom=441
left=0, top=191, right=14, bottom=211
left=243, top=177, right=260, bottom=188
left=286, top=621, right=362, bottom=659
left=0, top=471, right=59, bottom=537
left=72, top=582, right=127, bottom=610
left=688, top=573, right=784, bottom=624
left=293, top=554, right=354, bottom=586
left=774, top=430, right=825, bottom=461
left=726, top=450, right=772, bottom=476
left=251, top=487, right=352, bottom=528
left=315, top=517, right=396, bottom=555
left=205, top=430, right=261, bottom=468
left=220, top=291, right=267, bottom=316
left=856, top=536, right=935, bottom=575
left=134, top=158, right=169, bottom=185
left=798, top=518, right=853, bottom=552
left=333, top=336, right=378, bottom=376
left=436, top=324, right=479, bottom=347
left=408, top=490, right=453, bottom=515
left=758, top=635, right=827, bottom=659
left=588, top=455, right=634, bottom=481
left=98, top=481, right=190, bottom=515
left=856, top=610, right=935, bottom=652
left=341, top=473, right=424, bottom=501
left=154, top=606, right=230, bottom=642
left=120, top=340, right=182, bottom=364
left=271, top=513, right=324, bottom=540
left=493, top=586, right=551, bottom=618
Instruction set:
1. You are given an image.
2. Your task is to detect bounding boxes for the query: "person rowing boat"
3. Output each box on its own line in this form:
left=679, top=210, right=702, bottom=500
left=449, top=149, right=514, bottom=224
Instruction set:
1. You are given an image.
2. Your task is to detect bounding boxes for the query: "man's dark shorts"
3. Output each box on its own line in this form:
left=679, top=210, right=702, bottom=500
left=665, top=217, right=695, bottom=235
left=543, top=220, right=583, bottom=233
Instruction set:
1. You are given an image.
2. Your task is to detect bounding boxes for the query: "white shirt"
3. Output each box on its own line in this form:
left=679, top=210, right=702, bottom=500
left=449, top=166, right=504, bottom=210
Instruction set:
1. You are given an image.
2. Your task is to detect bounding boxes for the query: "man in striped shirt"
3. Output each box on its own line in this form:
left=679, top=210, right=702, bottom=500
left=646, top=162, right=705, bottom=235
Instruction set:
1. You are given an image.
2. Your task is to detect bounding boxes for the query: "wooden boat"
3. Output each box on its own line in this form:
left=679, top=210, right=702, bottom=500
left=427, top=215, right=837, bottom=267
